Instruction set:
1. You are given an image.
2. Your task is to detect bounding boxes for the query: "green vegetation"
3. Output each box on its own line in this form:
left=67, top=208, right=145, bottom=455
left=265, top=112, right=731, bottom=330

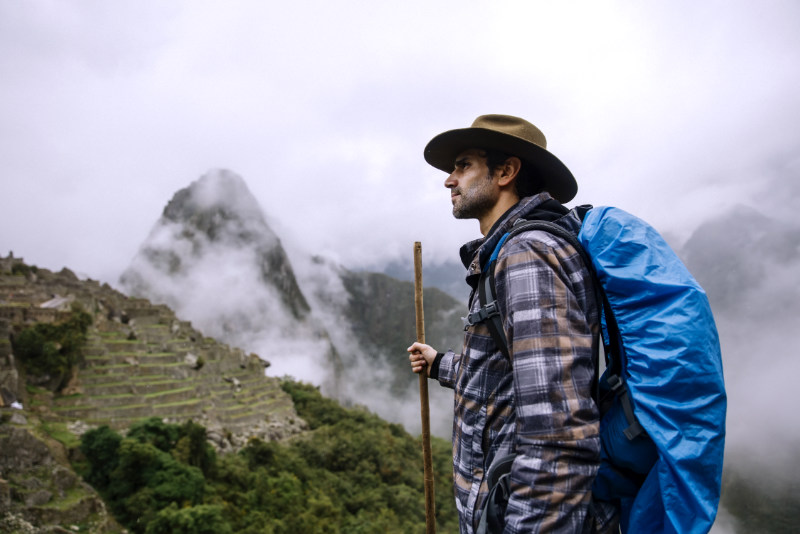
left=41, top=421, right=81, bottom=449
left=11, top=262, right=37, bottom=276
left=78, top=380, right=457, bottom=533
left=12, top=304, right=92, bottom=390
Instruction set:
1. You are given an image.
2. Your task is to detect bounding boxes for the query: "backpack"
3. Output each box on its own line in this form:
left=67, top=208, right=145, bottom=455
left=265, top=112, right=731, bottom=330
left=470, top=204, right=727, bottom=534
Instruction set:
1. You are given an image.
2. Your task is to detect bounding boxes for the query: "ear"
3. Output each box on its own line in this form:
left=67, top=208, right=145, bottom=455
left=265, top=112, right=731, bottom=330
left=496, top=156, right=521, bottom=187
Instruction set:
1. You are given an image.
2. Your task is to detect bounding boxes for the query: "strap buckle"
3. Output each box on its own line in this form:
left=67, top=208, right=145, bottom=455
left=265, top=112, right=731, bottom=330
left=462, top=300, right=501, bottom=330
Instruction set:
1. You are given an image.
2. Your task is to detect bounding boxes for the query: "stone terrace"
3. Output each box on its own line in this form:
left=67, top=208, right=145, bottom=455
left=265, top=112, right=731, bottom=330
left=0, top=261, right=306, bottom=447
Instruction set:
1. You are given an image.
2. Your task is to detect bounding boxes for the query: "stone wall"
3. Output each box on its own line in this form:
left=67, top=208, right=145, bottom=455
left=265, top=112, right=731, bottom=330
left=0, top=252, right=25, bottom=275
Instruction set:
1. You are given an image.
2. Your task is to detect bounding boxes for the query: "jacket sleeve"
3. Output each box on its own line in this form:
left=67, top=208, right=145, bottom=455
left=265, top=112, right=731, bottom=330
left=494, top=231, right=600, bottom=533
left=434, top=349, right=459, bottom=389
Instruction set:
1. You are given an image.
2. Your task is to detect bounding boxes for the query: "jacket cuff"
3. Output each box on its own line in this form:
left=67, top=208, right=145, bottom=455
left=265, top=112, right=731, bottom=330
left=430, top=352, right=444, bottom=380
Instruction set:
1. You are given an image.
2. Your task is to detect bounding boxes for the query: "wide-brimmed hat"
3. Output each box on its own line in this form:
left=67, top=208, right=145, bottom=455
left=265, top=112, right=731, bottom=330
left=423, top=114, right=577, bottom=203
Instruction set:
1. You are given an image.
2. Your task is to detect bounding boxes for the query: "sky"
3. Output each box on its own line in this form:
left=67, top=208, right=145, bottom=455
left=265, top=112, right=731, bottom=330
left=2, top=0, right=798, bottom=281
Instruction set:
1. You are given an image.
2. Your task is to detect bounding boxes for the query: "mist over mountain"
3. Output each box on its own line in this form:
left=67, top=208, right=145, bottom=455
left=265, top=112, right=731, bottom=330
left=378, top=258, right=469, bottom=302
left=681, top=202, right=800, bottom=532
left=120, top=169, right=461, bottom=436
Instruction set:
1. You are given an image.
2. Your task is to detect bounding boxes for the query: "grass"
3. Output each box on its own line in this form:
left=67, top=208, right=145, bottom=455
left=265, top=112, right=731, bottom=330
left=91, top=378, right=177, bottom=388
left=103, top=340, right=144, bottom=346
left=79, top=392, right=136, bottom=400
left=41, top=421, right=81, bottom=450
left=51, top=405, right=95, bottom=413
left=143, top=386, right=196, bottom=399
left=96, top=331, right=125, bottom=338
left=154, top=398, right=201, bottom=408
left=88, top=362, right=185, bottom=370
left=39, top=486, right=89, bottom=510
left=81, top=386, right=195, bottom=401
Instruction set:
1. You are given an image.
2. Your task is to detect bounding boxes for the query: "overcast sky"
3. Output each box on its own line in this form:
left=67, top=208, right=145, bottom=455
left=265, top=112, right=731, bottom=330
left=2, top=0, right=798, bottom=282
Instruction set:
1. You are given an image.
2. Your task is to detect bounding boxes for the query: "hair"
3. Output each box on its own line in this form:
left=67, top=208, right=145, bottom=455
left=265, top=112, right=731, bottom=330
left=482, top=149, right=544, bottom=198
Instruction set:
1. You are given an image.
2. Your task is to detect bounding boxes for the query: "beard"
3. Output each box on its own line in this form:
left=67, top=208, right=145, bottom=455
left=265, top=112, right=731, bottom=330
left=451, top=175, right=497, bottom=220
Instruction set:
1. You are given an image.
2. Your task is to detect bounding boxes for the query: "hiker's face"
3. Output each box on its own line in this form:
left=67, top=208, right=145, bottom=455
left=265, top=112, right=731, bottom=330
left=445, top=149, right=499, bottom=220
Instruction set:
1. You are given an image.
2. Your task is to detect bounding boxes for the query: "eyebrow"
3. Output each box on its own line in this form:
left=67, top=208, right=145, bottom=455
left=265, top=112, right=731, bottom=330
left=454, top=157, right=469, bottom=167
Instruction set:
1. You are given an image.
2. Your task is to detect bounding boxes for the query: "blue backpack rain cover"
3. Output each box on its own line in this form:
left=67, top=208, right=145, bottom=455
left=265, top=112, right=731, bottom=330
left=474, top=205, right=726, bottom=533
left=579, top=206, right=726, bottom=533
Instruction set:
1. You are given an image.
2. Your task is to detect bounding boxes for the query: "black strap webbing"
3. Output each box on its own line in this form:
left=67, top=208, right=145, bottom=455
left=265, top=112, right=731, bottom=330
left=477, top=268, right=509, bottom=360
left=477, top=218, right=602, bottom=398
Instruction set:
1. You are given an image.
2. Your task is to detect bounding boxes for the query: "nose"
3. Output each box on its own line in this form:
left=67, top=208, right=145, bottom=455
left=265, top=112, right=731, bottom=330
left=444, top=172, right=457, bottom=189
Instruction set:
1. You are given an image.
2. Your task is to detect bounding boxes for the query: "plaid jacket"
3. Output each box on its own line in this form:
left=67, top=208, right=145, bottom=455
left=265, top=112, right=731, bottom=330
left=436, top=193, right=602, bottom=533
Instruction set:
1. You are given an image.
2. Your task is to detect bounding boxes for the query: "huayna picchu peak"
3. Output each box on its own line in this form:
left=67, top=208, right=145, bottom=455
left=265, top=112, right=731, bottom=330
left=121, top=169, right=310, bottom=322
left=119, top=169, right=464, bottom=435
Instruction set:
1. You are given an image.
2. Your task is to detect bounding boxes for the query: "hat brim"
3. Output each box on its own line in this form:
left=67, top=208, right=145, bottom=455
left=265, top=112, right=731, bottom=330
left=424, top=127, right=578, bottom=203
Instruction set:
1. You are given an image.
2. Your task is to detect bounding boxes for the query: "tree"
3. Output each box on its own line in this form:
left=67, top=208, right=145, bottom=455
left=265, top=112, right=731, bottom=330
left=145, top=503, right=232, bottom=534
left=127, top=417, right=180, bottom=452
left=80, top=425, right=123, bottom=490
left=12, top=305, right=92, bottom=390
left=172, top=420, right=217, bottom=477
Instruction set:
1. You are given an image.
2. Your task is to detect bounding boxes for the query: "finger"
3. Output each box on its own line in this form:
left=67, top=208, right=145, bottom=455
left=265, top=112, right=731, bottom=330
left=407, top=342, right=425, bottom=353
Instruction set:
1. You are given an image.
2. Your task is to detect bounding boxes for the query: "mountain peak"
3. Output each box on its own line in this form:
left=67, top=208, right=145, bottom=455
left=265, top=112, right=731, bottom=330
left=121, top=169, right=310, bottom=330
left=165, top=169, right=262, bottom=220
left=161, top=169, right=276, bottom=247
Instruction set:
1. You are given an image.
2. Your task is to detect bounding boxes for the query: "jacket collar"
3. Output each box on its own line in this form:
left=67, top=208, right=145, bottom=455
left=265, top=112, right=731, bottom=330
left=458, top=192, right=567, bottom=281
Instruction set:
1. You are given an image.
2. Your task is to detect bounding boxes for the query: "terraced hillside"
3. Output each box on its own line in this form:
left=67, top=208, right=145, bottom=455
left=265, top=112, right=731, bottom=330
left=0, top=260, right=306, bottom=450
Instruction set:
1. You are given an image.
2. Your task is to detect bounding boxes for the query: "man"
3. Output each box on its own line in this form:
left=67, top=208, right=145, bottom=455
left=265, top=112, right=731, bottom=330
left=408, top=115, right=607, bottom=533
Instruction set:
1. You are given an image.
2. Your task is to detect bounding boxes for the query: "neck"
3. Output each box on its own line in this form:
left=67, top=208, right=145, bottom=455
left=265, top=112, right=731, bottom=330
left=478, top=191, right=519, bottom=236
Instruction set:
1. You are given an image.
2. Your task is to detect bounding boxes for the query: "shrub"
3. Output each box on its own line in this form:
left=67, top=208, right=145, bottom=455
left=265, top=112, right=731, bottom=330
left=145, top=503, right=232, bottom=534
left=12, top=305, right=92, bottom=390
left=107, top=439, right=206, bottom=530
left=172, top=420, right=217, bottom=477
left=11, top=263, right=31, bottom=276
left=127, top=417, right=180, bottom=452
left=78, top=388, right=459, bottom=534
left=80, top=425, right=123, bottom=489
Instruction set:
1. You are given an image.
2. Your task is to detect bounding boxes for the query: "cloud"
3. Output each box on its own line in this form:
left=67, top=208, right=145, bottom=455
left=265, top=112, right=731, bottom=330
left=2, top=1, right=798, bottom=281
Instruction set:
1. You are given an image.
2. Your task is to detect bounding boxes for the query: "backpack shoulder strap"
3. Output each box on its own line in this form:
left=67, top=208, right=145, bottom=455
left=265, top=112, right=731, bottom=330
left=476, top=261, right=509, bottom=359
left=469, top=215, right=592, bottom=360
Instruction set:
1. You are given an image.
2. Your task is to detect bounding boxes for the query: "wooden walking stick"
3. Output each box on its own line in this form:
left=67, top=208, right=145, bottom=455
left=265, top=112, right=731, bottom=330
left=414, top=241, right=436, bottom=534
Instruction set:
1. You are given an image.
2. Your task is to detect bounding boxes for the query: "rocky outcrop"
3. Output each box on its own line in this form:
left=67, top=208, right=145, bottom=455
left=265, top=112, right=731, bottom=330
left=0, top=423, right=119, bottom=533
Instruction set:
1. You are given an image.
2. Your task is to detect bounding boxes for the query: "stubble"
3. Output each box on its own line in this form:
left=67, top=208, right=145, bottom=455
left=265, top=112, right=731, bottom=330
left=451, top=174, right=497, bottom=220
